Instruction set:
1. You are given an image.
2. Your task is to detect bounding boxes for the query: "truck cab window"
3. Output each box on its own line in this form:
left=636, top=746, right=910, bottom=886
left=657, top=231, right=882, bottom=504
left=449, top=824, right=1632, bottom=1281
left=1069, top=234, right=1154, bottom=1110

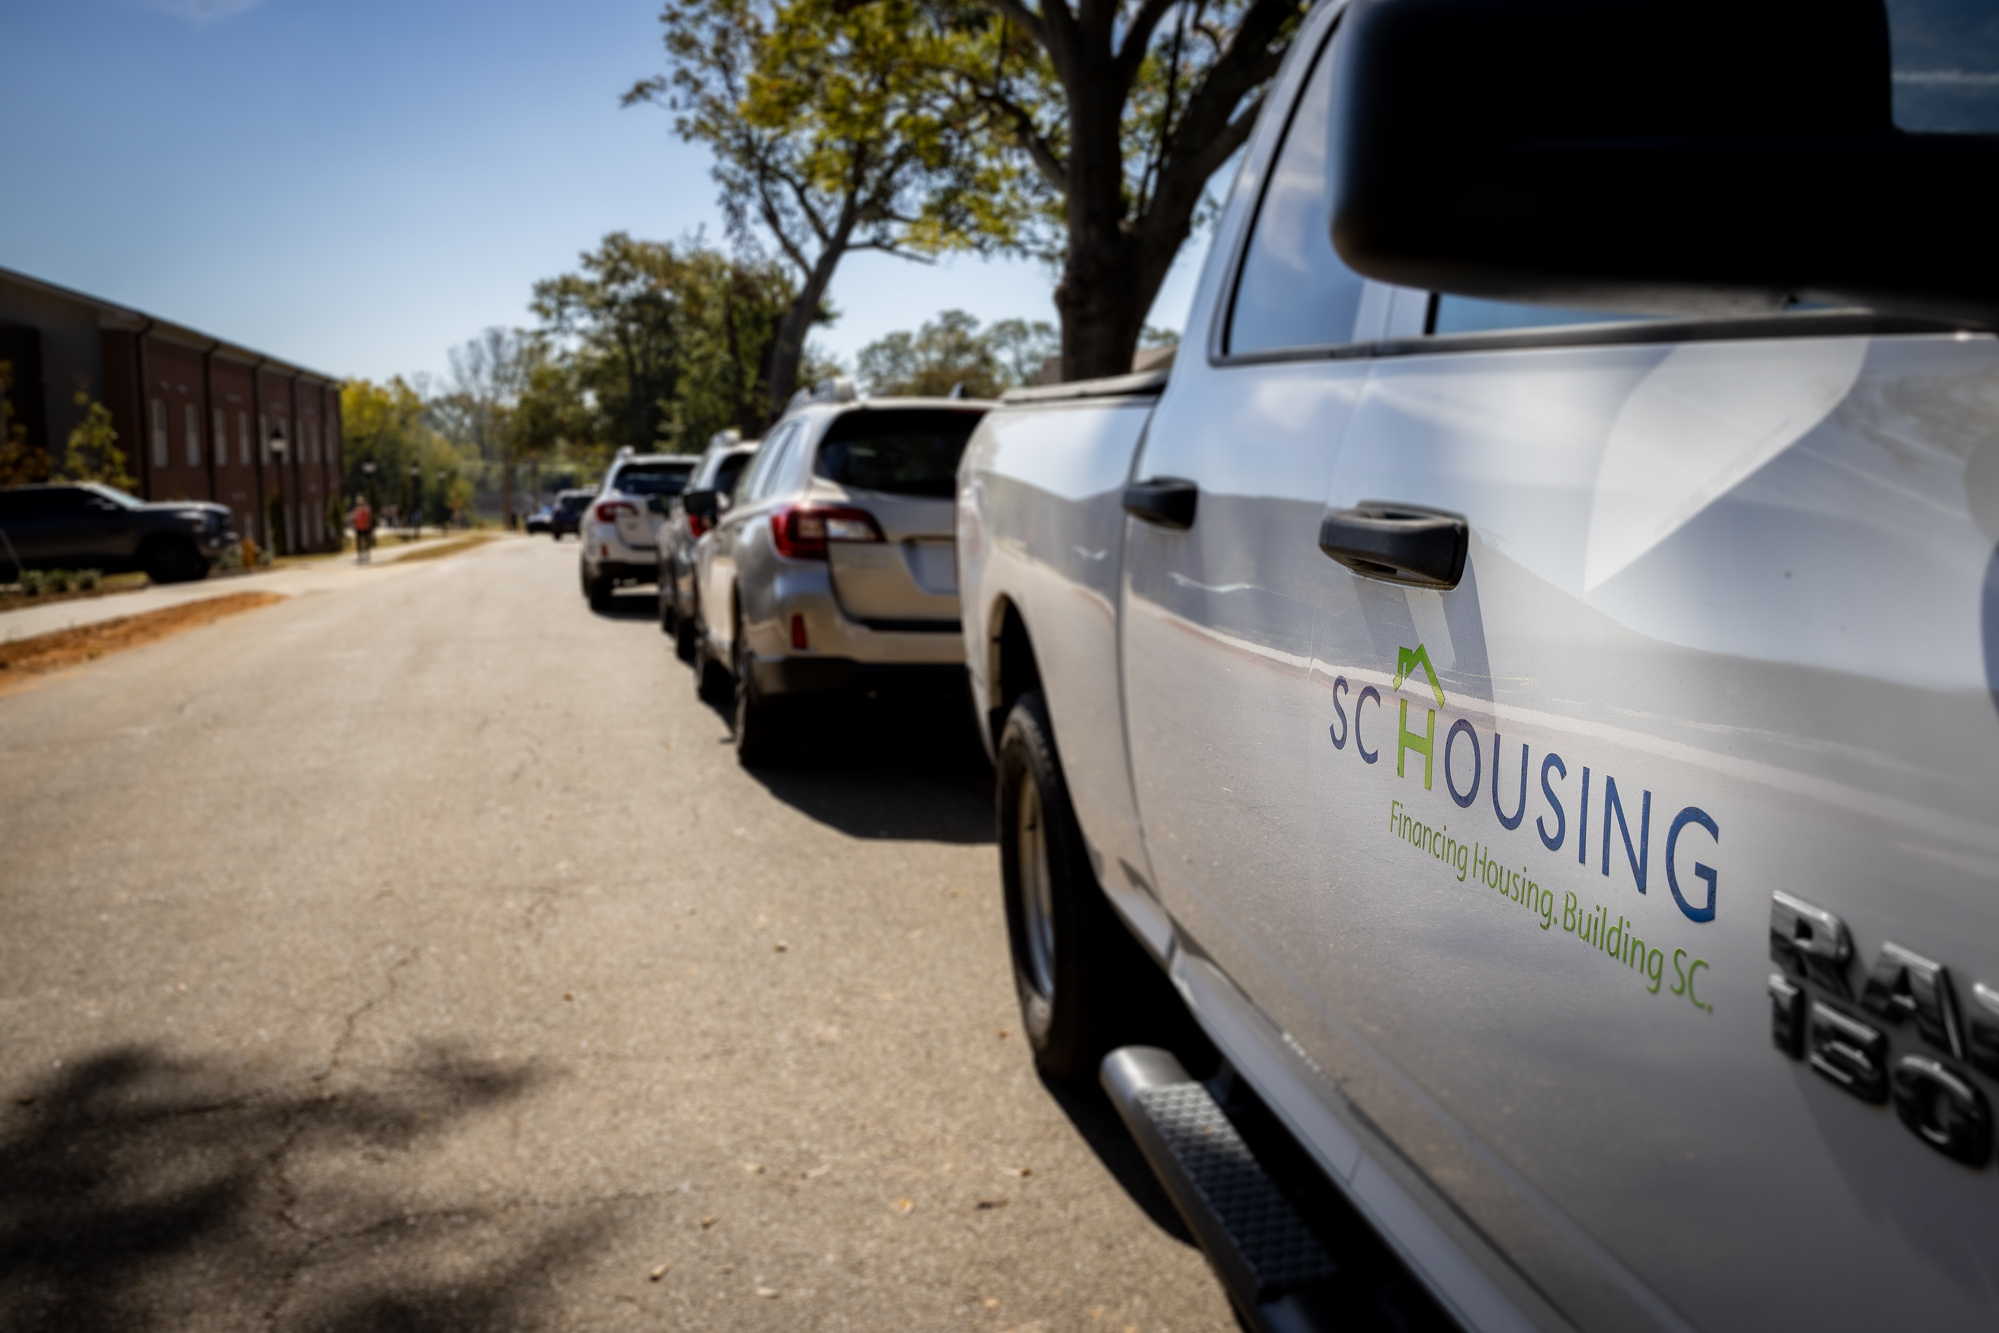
left=1225, top=32, right=1365, bottom=356
left=1429, top=295, right=1652, bottom=337
left=1889, top=0, right=1999, bottom=132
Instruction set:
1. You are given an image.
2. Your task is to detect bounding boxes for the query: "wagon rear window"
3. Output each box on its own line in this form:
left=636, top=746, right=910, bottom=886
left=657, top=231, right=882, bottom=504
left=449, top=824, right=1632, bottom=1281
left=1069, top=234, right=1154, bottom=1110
left=813, top=410, right=985, bottom=499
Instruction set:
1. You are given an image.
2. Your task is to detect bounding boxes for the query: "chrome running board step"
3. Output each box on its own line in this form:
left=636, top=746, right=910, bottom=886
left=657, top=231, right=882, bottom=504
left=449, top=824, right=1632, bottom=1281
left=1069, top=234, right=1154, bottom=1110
left=1101, top=1047, right=1341, bottom=1333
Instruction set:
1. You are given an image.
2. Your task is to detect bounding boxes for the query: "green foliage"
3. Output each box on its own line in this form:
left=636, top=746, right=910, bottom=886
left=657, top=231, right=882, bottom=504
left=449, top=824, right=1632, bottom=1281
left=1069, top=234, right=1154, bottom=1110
left=55, top=392, right=134, bottom=492
left=987, top=318, right=1062, bottom=386
left=935, top=0, right=1310, bottom=376
left=15, top=568, right=99, bottom=596
left=0, top=360, right=51, bottom=489
left=857, top=309, right=1037, bottom=398
left=527, top=233, right=797, bottom=452
left=341, top=376, right=466, bottom=515
left=630, top=0, right=1023, bottom=412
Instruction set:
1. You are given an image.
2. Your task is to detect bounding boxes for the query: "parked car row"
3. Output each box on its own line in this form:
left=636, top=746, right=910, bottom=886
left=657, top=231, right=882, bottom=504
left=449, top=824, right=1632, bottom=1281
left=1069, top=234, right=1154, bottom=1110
left=577, top=386, right=991, bottom=762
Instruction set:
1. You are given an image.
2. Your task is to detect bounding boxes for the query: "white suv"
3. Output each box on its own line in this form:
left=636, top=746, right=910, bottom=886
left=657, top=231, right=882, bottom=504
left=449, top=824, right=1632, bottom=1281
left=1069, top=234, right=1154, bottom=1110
left=688, top=383, right=991, bottom=762
left=579, top=451, right=696, bottom=610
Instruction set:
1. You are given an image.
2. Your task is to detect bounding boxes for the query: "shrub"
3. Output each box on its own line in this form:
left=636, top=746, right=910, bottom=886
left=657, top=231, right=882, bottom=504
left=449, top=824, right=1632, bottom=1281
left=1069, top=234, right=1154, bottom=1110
left=20, top=570, right=47, bottom=596
left=77, top=568, right=101, bottom=590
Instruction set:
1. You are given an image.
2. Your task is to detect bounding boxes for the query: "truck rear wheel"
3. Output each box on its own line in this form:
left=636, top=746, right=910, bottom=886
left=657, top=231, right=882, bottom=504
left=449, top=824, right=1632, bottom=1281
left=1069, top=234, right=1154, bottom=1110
left=997, top=690, right=1152, bottom=1081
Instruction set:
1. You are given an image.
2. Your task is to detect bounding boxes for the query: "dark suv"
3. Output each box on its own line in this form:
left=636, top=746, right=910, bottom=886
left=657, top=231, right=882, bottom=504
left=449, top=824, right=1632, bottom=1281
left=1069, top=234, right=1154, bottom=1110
left=549, top=489, right=593, bottom=540
left=0, top=483, right=236, bottom=584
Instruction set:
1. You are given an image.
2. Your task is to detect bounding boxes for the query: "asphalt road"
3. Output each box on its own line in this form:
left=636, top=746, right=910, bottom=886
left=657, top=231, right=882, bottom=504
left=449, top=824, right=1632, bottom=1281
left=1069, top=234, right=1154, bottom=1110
left=0, top=535, right=1234, bottom=1332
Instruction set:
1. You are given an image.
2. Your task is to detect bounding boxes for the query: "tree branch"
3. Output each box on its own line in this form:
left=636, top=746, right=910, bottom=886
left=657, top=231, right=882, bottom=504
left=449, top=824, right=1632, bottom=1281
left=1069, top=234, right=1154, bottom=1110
left=973, top=87, right=1070, bottom=195
left=1114, top=0, right=1181, bottom=91
left=847, top=240, right=939, bottom=264
left=750, top=172, right=816, bottom=277
left=982, top=0, right=1051, bottom=55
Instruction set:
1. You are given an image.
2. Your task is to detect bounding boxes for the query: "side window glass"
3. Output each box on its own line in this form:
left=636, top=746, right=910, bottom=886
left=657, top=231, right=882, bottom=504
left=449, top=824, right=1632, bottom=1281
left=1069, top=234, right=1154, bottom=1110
left=770, top=427, right=811, bottom=498
left=1889, top=0, right=1999, bottom=133
left=741, top=425, right=794, bottom=503
left=1226, top=31, right=1367, bottom=356
left=1429, top=296, right=1651, bottom=338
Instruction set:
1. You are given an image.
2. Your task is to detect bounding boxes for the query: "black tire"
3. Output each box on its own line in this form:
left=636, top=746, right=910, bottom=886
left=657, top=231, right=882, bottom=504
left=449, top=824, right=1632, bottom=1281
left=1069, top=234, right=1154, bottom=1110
left=582, top=564, right=612, bottom=611
left=659, top=583, right=677, bottom=636
left=695, top=616, right=733, bottom=706
left=731, top=610, right=789, bottom=766
left=998, top=690, right=1157, bottom=1081
left=674, top=605, right=699, bottom=664
left=142, top=537, right=208, bottom=585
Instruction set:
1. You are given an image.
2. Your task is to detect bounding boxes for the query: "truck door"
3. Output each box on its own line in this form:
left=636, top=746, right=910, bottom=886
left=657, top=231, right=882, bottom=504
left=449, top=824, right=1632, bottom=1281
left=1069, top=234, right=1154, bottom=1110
left=1305, top=292, right=1999, bottom=1331
left=1119, top=13, right=1380, bottom=1117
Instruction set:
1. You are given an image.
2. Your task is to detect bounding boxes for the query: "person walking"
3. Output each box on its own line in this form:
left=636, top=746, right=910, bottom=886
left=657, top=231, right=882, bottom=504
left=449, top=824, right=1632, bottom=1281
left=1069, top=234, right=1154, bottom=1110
left=350, top=497, right=374, bottom=565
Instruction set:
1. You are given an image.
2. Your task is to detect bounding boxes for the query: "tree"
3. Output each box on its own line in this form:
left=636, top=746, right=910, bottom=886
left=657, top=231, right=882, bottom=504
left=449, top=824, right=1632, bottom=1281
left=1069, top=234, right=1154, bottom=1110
left=664, top=246, right=798, bottom=444
left=527, top=233, right=796, bottom=453
left=0, top=361, right=51, bottom=489
left=857, top=308, right=1007, bottom=397
left=55, top=391, right=134, bottom=492
left=946, top=0, right=1309, bottom=380
left=529, top=234, right=685, bottom=456
left=628, top=0, right=1015, bottom=416
left=341, top=377, right=464, bottom=521
left=985, top=316, right=1060, bottom=387
left=435, top=329, right=528, bottom=526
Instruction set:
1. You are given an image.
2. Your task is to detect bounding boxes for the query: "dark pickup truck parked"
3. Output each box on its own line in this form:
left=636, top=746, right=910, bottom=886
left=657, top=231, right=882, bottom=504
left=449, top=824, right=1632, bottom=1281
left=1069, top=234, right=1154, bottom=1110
left=0, top=483, right=236, bottom=584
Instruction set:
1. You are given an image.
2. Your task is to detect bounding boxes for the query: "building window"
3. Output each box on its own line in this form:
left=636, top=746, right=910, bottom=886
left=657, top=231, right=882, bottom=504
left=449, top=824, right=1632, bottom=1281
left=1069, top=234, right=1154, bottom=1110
left=184, top=403, right=201, bottom=468
left=213, top=409, right=227, bottom=468
left=258, top=414, right=269, bottom=465
left=150, top=400, right=168, bottom=468
left=238, top=411, right=250, bottom=467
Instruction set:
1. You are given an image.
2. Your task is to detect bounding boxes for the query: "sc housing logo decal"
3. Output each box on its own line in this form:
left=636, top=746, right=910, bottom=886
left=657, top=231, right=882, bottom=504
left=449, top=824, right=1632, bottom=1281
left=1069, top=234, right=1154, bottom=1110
left=1326, top=643, right=1719, bottom=1011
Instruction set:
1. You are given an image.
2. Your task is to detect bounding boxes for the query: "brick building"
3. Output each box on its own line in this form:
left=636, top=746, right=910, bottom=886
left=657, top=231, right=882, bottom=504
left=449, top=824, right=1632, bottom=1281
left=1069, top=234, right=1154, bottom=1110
left=1, top=265, right=342, bottom=554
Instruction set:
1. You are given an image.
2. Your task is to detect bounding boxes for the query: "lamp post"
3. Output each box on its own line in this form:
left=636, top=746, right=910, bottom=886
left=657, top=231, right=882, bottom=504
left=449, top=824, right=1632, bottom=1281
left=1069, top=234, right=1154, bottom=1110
left=408, top=463, right=422, bottom=540
left=268, top=424, right=288, bottom=555
left=436, top=468, right=449, bottom=530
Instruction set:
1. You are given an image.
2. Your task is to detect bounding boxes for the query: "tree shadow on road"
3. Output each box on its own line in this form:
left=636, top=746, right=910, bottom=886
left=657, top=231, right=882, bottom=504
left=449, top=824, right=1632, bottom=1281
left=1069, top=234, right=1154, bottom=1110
left=745, top=687, right=996, bottom=845
left=0, top=1043, right=603, bottom=1332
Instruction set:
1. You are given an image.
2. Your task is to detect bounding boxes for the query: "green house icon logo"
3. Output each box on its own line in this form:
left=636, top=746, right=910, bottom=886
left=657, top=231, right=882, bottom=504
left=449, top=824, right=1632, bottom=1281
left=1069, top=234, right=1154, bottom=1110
left=1392, top=644, right=1445, bottom=788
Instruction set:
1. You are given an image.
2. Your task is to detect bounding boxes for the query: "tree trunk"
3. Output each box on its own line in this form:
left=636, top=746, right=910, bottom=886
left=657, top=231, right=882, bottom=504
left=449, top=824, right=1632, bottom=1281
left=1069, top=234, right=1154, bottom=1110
left=1055, top=42, right=1161, bottom=382
left=501, top=445, right=515, bottom=530
left=767, top=205, right=860, bottom=421
left=1056, top=235, right=1151, bottom=382
left=767, top=247, right=843, bottom=420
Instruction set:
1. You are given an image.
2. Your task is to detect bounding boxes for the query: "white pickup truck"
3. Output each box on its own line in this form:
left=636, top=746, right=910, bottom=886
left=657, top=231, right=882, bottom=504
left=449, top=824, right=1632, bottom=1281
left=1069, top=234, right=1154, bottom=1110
left=956, top=1, right=1999, bottom=1330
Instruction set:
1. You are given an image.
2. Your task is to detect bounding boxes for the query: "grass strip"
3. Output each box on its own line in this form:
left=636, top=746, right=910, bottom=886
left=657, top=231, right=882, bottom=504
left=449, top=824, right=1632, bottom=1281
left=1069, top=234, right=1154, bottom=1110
left=0, top=591, right=284, bottom=690
left=380, top=534, right=497, bottom=565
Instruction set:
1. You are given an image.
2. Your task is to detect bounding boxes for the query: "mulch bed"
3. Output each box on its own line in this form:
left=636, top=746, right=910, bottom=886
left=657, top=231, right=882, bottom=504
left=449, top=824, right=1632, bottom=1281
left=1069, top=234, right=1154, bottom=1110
left=0, top=592, right=284, bottom=691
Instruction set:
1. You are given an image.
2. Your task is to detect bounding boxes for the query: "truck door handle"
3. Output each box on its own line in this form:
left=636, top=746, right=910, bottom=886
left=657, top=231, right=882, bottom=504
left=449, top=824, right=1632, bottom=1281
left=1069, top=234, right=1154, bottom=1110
left=1319, top=501, right=1469, bottom=590
left=1123, top=477, right=1198, bottom=530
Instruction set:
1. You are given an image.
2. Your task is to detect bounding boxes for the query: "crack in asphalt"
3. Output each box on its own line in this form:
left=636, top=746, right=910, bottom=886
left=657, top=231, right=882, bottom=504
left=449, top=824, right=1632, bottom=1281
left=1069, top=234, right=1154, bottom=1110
left=261, top=946, right=422, bottom=1330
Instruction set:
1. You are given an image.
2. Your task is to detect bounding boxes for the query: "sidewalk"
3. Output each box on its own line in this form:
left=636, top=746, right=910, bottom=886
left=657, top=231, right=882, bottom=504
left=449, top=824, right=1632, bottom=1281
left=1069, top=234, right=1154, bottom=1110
left=0, top=533, right=507, bottom=643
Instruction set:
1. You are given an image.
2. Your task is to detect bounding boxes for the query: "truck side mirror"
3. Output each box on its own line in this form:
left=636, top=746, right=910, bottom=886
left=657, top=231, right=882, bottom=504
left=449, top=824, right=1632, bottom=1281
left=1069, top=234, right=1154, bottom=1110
left=1326, top=0, right=1999, bottom=325
left=683, top=489, right=719, bottom=522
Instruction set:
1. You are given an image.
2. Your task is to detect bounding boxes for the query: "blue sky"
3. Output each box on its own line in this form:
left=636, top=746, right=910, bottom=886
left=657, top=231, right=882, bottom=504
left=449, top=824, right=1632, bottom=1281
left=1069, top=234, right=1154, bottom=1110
left=0, top=0, right=1210, bottom=384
